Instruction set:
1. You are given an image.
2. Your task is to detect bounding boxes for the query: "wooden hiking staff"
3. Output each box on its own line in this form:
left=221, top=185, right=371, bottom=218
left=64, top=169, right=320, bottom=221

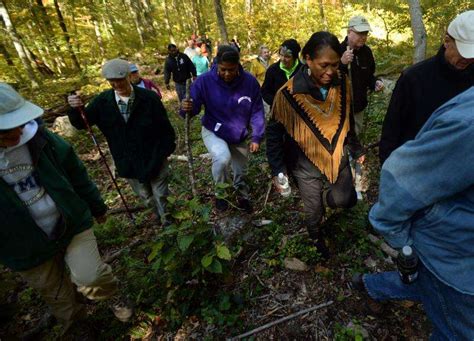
left=184, top=79, right=198, bottom=197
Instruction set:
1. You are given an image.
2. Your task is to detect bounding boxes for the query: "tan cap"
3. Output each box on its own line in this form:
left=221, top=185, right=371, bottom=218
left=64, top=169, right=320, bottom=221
left=447, top=10, right=474, bottom=59
left=101, top=58, right=130, bottom=79
left=348, top=15, right=372, bottom=32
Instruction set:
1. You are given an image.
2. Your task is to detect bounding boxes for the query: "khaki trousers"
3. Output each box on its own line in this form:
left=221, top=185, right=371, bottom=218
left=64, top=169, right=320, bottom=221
left=19, top=228, right=118, bottom=330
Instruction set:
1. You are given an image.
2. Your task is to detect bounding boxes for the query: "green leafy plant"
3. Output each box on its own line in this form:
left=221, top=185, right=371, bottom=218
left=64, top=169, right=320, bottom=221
left=147, top=194, right=236, bottom=328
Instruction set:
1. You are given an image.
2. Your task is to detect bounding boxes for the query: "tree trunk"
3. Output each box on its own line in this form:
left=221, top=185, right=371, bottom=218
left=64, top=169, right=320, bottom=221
left=318, top=0, right=328, bottom=30
left=139, top=0, right=157, bottom=35
left=0, top=1, right=39, bottom=87
left=408, top=0, right=427, bottom=64
left=34, top=0, right=66, bottom=70
left=0, top=41, right=24, bottom=83
left=53, top=0, right=81, bottom=70
left=213, top=0, right=228, bottom=44
left=89, top=9, right=106, bottom=58
left=124, top=0, right=145, bottom=46
left=191, top=0, right=205, bottom=35
left=162, top=0, right=175, bottom=44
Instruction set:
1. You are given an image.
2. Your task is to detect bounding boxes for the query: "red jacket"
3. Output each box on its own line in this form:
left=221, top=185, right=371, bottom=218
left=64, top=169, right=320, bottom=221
left=142, top=78, right=162, bottom=99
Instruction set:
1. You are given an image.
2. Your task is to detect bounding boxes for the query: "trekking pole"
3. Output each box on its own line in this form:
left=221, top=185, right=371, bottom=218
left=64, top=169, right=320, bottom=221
left=184, top=79, right=198, bottom=197
left=346, top=46, right=356, bottom=118
left=70, top=91, right=136, bottom=226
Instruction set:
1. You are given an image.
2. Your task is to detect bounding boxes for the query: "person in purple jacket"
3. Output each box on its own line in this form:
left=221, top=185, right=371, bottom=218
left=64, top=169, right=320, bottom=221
left=181, top=45, right=265, bottom=212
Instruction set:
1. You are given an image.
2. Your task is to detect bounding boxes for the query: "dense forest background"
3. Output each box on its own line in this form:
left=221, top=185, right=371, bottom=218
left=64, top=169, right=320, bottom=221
left=1, top=0, right=473, bottom=339
left=0, top=0, right=472, bottom=92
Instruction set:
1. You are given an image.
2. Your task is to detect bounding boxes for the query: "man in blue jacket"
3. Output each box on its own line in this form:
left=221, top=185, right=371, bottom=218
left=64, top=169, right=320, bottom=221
left=354, top=85, right=474, bottom=339
left=181, top=45, right=265, bottom=212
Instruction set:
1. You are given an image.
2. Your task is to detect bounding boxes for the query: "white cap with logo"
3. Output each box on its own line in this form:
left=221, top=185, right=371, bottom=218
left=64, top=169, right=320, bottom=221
left=347, top=15, right=372, bottom=33
left=448, top=10, right=474, bottom=59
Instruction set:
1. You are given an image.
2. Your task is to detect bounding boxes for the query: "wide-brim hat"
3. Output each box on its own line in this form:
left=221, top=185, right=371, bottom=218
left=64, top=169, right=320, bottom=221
left=348, top=15, right=372, bottom=32
left=447, top=10, right=474, bottom=58
left=0, top=83, right=43, bottom=130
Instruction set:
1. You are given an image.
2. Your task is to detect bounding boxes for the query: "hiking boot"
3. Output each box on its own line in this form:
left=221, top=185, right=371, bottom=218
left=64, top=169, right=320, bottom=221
left=237, top=197, right=253, bottom=214
left=109, top=294, right=134, bottom=323
left=308, top=227, right=330, bottom=260
left=351, top=273, right=384, bottom=314
left=215, top=198, right=229, bottom=212
left=20, top=312, right=56, bottom=341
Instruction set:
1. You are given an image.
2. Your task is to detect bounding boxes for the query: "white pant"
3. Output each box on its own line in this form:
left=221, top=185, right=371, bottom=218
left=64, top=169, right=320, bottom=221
left=201, top=126, right=249, bottom=198
left=19, top=229, right=118, bottom=329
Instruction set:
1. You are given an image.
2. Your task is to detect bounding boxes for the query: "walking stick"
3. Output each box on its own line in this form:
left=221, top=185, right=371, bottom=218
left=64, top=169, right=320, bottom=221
left=71, top=92, right=136, bottom=226
left=346, top=46, right=356, bottom=117
left=184, top=79, right=198, bottom=197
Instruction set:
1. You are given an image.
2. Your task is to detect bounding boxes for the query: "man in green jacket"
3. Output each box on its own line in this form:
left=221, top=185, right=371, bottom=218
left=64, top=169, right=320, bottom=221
left=0, top=83, right=133, bottom=335
left=67, top=58, right=176, bottom=225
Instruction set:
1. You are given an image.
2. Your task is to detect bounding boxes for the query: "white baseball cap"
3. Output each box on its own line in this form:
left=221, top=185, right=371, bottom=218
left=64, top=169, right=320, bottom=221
left=0, top=83, right=43, bottom=130
left=447, top=10, right=474, bottom=59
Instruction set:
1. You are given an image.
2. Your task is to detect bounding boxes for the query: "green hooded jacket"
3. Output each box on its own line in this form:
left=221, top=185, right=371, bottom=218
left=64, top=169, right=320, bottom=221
left=0, top=127, right=107, bottom=271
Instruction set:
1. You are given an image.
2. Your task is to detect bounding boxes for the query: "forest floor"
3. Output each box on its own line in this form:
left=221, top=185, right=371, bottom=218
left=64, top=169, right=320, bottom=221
left=0, top=61, right=432, bottom=340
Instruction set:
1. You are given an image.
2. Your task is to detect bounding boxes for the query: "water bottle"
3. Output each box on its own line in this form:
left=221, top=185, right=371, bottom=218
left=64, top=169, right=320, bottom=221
left=397, top=245, right=419, bottom=284
left=277, top=173, right=291, bottom=198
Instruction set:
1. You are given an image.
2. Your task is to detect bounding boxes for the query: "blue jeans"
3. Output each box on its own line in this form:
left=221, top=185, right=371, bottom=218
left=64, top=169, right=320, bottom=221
left=175, top=82, right=187, bottom=102
left=364, top=262, right=474, bottom=340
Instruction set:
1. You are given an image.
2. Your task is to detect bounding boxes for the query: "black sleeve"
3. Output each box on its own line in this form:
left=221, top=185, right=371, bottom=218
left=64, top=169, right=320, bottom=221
left=151, top=97, right=176, bottom=166
left=379, top=73, right=410, bottom=164
left=368, top=48, right=377, bottom=90
left=261, top=68, right=274, bottom=105
left=184, top=54, right=197, bottom=77
left=164, top=58, right=171, bottom=85
left=346, top=112, right=365, bottom=159
left=67, top=96, right=101, bottom=130
left=266, top=119, right=288, bottom=176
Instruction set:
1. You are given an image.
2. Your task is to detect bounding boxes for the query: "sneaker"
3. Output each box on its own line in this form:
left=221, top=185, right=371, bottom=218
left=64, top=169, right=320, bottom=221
left=109, top=294, right=134, bottom=323
left=215, top=198, right=229, bottom=212
left=351, top=273, right=384, bottom=314
left=237, top=198, right=253, bottom=214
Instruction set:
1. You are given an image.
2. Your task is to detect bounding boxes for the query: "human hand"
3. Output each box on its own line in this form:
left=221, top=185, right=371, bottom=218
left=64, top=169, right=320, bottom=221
left=67, top=94, right=84, bottom=108
left=181, top=99, right=193, bottom=112
left=375, top=80, right=384, bottom=92
left=249, top=142, right=260, bottom=153
left=341, top=47, right=354, bottom=65
left=95, top=214, right=107, bottom=224
left=356, top=155, right=365, bottom=164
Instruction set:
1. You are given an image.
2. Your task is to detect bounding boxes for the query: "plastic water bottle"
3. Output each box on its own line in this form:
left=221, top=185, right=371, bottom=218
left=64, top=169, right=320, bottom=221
left=397, top=245, right=419, bottom=284
left=277, top=173, right=291, bottom=198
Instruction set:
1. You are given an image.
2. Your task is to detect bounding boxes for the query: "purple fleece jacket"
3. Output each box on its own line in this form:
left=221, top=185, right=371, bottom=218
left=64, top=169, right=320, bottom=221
left=182, top=64, right=265, bottom=144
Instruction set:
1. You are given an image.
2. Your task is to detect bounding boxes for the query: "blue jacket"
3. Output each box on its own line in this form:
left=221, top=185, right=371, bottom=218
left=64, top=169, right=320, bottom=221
left=369, top=86, right=474, bottom=295
left=184, top=64, right=265, bottom=144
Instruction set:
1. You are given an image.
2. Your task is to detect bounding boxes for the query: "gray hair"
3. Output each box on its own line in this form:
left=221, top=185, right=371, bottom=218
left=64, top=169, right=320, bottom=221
left=258, top=45, right=269, bottom=55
